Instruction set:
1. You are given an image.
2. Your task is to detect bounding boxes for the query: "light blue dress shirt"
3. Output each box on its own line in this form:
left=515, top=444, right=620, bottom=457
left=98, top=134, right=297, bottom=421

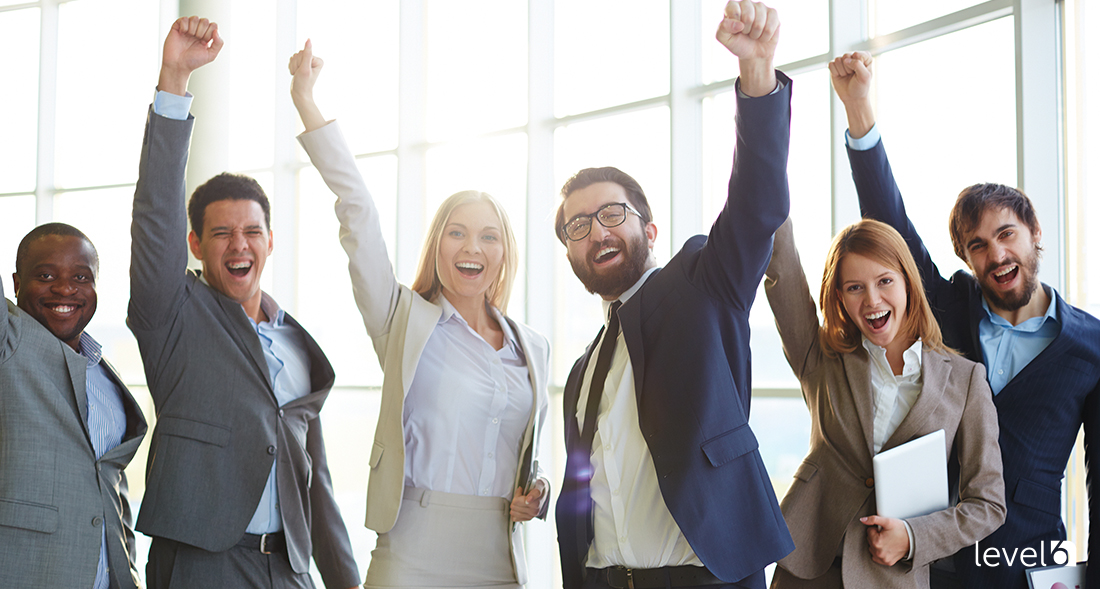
left=80, top=332, right=128, bottom=589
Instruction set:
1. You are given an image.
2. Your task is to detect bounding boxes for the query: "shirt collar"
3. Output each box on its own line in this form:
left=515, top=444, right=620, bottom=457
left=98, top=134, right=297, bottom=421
left=980, top=284, right=1059, bottom=331
left=601, top=266, right=660, bottom=321
left=78, top=331, right=103, bottom=367
left=198, top=272, right=284, bottom=326
left=438, top=295, right=521, bottom=354
left=861, top=336, right=923, bottom=377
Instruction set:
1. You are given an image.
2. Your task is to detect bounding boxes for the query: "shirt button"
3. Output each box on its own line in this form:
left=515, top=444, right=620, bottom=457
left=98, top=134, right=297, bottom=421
left=267, top=445, right=276, bottom=455
left=492, top=418, right=499, bottom=424
left=92, top=516, right=103, bottom=527
left=278, top=409, right=285, bottom=417
left=619, top=535, right=627, bottom=543
left=488, top=452, right=494, bottom=459
left=865, top=477, right=874, bottom=488
left=612, top=488, right=619, bottom=496
left=997, top=369, right=1004, bottom=375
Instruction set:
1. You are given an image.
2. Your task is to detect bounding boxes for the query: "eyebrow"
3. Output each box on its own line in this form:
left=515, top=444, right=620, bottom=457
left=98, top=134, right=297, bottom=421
left=209, top=224, right=265, bottom=232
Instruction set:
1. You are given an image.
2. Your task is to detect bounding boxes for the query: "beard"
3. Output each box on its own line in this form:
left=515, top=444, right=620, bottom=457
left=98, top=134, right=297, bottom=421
left=979, top=246, right=1041, bottom=311
left=568, top=231, right=651, bottom=299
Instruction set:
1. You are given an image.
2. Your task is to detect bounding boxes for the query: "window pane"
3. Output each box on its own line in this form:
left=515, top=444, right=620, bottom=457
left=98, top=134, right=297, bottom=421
left=426, top=0, right=527, bottom=142
left=296, top=157, right=396, bottom=388
left=874, top=17, right=1016, bottom=280
left=0, top=195, right=37, bottom=297
left=53, top=186, right=144, bottom=383
left=874, top=0, right=988, bottom=36
left=701, top=0, right=828, bottom=84
left=55, top=0, right=159, bottom=189
left=296, top=1, right=399, bottom=154
left=0, top=8, right=39, bottom=194
left=228, top=0, right=276, bottom=171
left=552, top=107, right=670, bottom=384
left=426, top=134, right=528, bottom=321
left=555, top=0, right=670, bottom=116
left=750, top=397, right=812, bottom=497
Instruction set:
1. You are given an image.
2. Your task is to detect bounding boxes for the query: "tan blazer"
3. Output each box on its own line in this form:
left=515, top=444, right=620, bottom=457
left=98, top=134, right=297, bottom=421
left=298, top=121, right=551, bottom=584
left=763, top=219, right=1006, bottom=589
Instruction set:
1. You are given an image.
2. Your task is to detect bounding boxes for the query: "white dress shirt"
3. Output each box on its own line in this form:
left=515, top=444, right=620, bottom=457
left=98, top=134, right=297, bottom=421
left=575, top=267, right=703, bottom=569
left=403, top=296, right=533, bottom=499
left=863, top=337, right=923, bottom=454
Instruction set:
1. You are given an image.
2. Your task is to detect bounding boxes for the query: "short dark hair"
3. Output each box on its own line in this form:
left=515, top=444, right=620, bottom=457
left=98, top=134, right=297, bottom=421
left=949, top=183, right=1041, bottom=261
left=556, top=167, right=653, bottom=244
left=16, top=222, right=100, bottom=278
left=188, top=173, right=271, bottom=237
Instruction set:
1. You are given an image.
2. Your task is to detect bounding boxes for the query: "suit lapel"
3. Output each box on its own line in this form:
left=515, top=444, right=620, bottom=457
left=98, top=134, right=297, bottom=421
left=880, top=350, right=950, bottom=452
left=842, top=349, right=877, bottom=459
left=619, top=286, right=645, bottom=405
left=214, top=292, right=274, bottom=392
left=100, top=357, right=149, bottom=446
left=401, top=296, right=442, bottom=398
left=63, top=341, right=91, bottom=438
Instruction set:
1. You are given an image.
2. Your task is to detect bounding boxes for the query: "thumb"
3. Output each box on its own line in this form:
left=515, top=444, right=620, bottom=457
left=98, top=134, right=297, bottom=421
left=860, top=515, right=886, bottom=527
left=525, top=484, right=543, bottom=504
left=513, top=486, right=525, bottom=501
left=852, top=58, right=871, bottom=80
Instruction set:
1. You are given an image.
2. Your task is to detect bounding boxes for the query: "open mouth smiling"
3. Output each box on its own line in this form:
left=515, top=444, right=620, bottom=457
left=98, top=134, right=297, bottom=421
left=226, top=260, right=253, bottom=277
left=44, top=302, right=81, bottom=316
left=456, top=261, right=484, bottom=277
left=593, top=246, right=621, bottom=265
left=992, top=265, right=1018, bottom=285
left=864, top=309, right=890, bottom=330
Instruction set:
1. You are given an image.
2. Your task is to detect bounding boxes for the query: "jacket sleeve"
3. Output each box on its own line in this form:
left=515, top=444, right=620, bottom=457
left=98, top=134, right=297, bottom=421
left=1082, top=375, right=1100, bottom=588
left=306, top=416, right=361, bottom=589
left=907, top=361, right=1006, bottom=568
left=693, top=72, right=792, bottom=309
left=763, top=217, right=824, bottom=389
left=297, top=121, right=403, bottom=360
left=128, top=107, right=194, bottom=333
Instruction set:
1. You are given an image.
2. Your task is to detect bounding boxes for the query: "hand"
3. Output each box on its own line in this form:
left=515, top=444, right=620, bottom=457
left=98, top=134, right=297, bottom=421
left=828, top=51, right=873, bottom=104
left=715, top=1, right=780, bottom=97
left=159, top=16, right=223, bottom=96
left=289, top=39, right=328, bottom=133
left=509, top=480, right=546, bottom=523
left=861, top=515, right=910, bottom=566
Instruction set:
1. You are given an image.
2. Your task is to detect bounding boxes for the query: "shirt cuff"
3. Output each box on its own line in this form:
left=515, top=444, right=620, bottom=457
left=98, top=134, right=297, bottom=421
left=902, top=519, right=915, bottom=561
left=153, top=89, right=193, bottom=121
left=845, top=123, right=881, bottom=151
left=735, top=76, right=786, bottom=98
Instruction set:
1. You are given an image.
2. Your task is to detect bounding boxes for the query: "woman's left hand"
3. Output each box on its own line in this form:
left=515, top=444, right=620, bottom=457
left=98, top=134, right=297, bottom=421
left=860, top=515, right=910, bottom=566
left=509, top=479, right=547, bottom=522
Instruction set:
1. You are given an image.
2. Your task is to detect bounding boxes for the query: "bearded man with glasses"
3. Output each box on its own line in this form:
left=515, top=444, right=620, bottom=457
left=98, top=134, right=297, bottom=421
left=553, top=2, right=795, bottom=589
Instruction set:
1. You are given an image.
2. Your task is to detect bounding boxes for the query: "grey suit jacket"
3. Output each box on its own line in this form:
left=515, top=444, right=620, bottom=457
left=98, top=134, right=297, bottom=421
left=127, top=107, right=359, bottom=588
left=0, top=281, right=147, bottom=589
left=298, top=121, right=552, bottom=584
left=764, top=219, right=1006, bottom=588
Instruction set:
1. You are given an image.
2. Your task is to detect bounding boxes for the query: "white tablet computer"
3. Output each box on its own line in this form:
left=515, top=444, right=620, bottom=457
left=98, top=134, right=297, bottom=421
left=873, top=429, right=949, bottom=519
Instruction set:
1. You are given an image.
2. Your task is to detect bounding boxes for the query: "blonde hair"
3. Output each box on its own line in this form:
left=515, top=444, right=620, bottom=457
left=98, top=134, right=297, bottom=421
left=409, top=190, right=519, bottom=313
left=818, top=219, right=950, bottom=356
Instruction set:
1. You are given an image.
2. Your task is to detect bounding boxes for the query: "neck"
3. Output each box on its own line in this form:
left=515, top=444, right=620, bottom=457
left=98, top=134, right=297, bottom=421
left=602, top=257, right=658, bottom=302
left=986, top=286, right=1050, bottom=327
left=884, top=334, right=917, bottom=376
left=242, top=292, right=267, bottom=323
left=443, top=292, right=493, bottom=331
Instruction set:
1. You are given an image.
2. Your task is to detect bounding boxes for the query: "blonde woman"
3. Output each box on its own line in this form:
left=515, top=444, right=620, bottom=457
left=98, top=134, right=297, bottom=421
left=289, top=42, right=550, bottom=589
left=764, top=217, right=1005, bottom=588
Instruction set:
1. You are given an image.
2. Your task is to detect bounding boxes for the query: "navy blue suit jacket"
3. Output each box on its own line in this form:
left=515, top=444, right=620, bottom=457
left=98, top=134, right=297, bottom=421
left=556, top=73, right=796, bottom=589
left=849, top=138, right=1100, bottom=589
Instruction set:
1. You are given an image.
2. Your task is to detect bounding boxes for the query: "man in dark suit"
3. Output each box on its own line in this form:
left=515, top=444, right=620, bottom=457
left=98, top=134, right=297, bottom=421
left=1, top=223, right=147, bottom=589
left=554, top=2, right=794, bottom=588
left=128, top=17, right=359, bottom=589
left=830, top=51, right=1100, bottom=589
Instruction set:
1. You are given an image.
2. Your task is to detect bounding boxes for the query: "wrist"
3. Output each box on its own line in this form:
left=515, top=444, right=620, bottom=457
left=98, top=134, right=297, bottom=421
left=843, top=97, right=876, bottom=139
left=158, top=66, right=191, bottom=97
left=738, top=59, right=776, bottom=97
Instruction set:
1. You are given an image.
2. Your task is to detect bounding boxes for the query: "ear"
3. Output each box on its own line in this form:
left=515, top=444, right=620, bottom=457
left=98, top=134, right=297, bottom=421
left=645, top=222, right=658, bottom=248
left=1032, top=223, right=1042, bottom=246
left=12, top=272, right=20, bottom=296
left=188, top=231, right=203, bottom=260
left=267, top=230, right=274, bottom=255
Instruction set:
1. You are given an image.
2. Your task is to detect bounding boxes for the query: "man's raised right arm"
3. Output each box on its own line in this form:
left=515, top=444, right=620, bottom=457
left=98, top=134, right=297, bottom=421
left=128, top=17, right=222, bottom=331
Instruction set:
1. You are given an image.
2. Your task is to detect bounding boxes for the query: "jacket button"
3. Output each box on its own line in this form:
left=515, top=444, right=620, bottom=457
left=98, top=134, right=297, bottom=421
left=267, top=445, right=276, bottom=455
left=865, top=477, right=874, bottom=488
left=92, top=516, right=103, bottom=527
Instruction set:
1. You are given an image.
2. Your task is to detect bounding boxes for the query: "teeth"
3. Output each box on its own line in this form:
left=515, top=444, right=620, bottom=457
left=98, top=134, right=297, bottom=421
left=864, top=310, right=889, bottom=320
left=456, top=262, right=483, bottom=270
left=994, top=265, right=1016, bottom=277
left=597, top=247, right=619, bottom=258
left=228, top=261, right=252, bottom=269
left=51, top=305, right=76, bottom=314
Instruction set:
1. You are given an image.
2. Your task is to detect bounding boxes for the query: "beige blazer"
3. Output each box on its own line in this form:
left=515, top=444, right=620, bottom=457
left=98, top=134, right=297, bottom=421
left=763, top=219, right=1006, bottom=589
left=298, top=121, right=550, bottom=583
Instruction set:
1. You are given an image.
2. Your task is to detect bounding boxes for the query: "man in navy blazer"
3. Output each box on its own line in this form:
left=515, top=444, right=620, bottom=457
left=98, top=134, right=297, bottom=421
left=831, top=51, right=1100, bottom=589
left=554, top=3, right=794, bottom=588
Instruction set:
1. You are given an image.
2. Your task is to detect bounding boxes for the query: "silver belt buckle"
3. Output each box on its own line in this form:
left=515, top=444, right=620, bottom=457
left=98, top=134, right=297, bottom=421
left=259, top=533, right=272, bottom=554
left=625, top=568, right=634, bottom=589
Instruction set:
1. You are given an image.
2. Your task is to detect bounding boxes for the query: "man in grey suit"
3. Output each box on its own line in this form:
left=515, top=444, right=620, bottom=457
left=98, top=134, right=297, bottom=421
left=1, top=223, right=147, bottom=589
left=128, top=17, right=360, bottom=589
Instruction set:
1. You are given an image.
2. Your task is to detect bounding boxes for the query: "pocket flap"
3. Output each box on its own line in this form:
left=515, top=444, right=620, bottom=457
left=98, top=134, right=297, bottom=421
left=794, top=461, right=818, bottom=482
left=1013, top=478, right=1060, bottom=516
left=369, top=441, right=385, bottom=469
left=158, top=416, right=231, bottom=447
left=0, top=498, right=58, bottom=534
left=701, top=425, right=759, bottom=467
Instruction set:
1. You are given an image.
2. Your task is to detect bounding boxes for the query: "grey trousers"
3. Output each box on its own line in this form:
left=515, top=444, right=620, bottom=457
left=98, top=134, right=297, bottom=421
left=147, top=536, right=316, bottom=589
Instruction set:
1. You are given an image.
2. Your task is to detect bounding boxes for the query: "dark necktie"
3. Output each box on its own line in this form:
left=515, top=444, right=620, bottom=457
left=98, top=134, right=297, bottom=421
left=576, top=301, right=621, bottom=558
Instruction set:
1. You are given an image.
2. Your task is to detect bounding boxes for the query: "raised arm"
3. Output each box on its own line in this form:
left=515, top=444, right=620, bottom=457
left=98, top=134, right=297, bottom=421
left=129, top=17, right=222, bottom=331
left=831, top=52, right=952, bottom=305
left=697, top=1, right=791, bottom=308
left=291, top=43, right=402, bottom=343
left=763, top=218, right=823, bottom=384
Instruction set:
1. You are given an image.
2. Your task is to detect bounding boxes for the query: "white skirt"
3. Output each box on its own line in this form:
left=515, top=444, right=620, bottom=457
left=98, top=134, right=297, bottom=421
left=364, top=487, right=522, bottom=589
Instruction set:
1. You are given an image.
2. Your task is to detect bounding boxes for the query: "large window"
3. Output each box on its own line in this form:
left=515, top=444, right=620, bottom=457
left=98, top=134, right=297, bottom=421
left=1, top=0, right=1079, bottom=585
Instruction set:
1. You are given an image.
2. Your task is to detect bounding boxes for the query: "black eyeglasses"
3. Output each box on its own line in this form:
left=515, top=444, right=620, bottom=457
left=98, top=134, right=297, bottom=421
left=560, top=202, right=642, bottom=242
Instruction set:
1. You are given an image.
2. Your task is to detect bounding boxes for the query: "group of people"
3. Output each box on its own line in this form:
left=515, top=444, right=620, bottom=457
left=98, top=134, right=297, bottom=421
left=2, top=2, right=1098, bottom=589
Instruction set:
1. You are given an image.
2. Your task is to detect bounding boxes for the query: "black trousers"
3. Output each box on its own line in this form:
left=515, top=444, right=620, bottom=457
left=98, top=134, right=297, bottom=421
left=147, top=536, right=316, bottom=589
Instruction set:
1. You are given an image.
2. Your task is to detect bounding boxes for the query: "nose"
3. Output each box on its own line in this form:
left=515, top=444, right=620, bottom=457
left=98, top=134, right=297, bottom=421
left=865, top=286, right=883, bottom=307
left=229, top=230, right=249, bottom=252
left=51, top=277, right=78, bottom=296
left=461, top=234, right=481, bottom=253
left=588, top=220, right=611, bottom=242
